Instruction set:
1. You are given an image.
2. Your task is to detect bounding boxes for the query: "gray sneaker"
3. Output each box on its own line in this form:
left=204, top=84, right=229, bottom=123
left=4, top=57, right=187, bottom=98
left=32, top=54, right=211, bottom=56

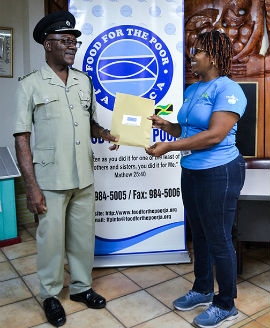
left=173, top=290, right=214, bottom=311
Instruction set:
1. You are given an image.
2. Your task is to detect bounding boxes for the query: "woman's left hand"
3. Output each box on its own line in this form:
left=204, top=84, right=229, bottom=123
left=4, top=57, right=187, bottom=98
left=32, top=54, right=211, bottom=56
left=145, top=142, right=170, bottom=157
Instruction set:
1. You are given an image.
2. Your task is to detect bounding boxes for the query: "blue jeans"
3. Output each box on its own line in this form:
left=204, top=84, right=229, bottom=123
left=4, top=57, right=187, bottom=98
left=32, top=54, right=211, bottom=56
left=181, top=155, right=245, bottom=310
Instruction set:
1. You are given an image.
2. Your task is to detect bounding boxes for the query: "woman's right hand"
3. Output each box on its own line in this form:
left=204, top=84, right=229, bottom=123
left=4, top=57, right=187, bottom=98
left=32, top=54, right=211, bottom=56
left=148, top=114, right=181, bottom=138
left=148, top=114, right=168, bottom=130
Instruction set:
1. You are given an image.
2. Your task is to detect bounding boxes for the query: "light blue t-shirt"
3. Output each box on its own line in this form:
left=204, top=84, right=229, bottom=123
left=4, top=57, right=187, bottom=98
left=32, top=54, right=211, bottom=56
left=177, top=76, right=247, bottom=169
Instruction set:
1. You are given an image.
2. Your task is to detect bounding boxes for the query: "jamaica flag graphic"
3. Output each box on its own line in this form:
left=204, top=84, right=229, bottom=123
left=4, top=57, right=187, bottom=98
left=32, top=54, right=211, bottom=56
left=155, top=104, right=173, bottom=116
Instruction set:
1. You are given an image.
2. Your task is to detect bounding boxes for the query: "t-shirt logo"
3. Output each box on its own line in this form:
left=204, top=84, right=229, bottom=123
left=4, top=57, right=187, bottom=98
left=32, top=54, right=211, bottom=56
left=226, top=94, right=239, bottom=105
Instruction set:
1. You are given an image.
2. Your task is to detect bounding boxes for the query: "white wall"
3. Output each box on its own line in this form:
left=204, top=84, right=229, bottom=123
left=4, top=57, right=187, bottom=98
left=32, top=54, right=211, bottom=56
left=0, top=0, right=44, bottom=158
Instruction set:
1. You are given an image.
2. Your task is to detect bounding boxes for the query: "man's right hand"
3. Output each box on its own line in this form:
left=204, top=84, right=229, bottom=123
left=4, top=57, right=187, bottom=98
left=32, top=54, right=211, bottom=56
left=26, top=183, right=47, bottom=214
left=15, top=133, right=47, bottom=215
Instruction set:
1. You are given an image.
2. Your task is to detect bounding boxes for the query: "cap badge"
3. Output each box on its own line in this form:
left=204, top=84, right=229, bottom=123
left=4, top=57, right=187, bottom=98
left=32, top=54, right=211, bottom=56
left=66, top=20, right=71, bottom=27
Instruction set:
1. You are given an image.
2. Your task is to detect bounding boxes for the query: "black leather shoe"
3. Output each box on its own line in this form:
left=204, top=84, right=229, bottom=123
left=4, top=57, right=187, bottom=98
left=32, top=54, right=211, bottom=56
left=70, top=288, right=106, bottom=309
left=43, top=297, right=66, bottom=327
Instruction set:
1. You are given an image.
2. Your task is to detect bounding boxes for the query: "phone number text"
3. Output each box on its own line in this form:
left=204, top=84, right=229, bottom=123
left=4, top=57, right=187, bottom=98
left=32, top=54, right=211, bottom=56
left=95, top=188, right=180, bottom=201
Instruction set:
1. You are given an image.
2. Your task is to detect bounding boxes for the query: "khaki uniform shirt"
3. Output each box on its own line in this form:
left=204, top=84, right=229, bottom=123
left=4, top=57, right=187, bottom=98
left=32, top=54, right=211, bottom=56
left=14, top=63, right=98, bottom=190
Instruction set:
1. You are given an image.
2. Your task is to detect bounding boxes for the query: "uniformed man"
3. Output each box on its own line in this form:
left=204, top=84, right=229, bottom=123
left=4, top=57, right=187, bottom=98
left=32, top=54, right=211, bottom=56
left=13, top=10, right=118, bottom=327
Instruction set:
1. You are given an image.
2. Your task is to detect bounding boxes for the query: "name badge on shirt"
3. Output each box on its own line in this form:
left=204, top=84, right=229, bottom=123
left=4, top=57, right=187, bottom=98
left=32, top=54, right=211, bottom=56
left=181, top=150, right=192, bottom=157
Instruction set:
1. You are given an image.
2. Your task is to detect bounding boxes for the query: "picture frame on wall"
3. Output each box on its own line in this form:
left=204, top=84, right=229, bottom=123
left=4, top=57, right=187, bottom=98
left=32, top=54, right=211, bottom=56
left=0, top=27, right=13, bottom=78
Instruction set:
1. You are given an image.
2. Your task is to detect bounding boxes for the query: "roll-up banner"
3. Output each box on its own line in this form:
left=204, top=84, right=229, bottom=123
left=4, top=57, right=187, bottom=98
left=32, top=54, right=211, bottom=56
left=68, top=0, right=190, bottom=267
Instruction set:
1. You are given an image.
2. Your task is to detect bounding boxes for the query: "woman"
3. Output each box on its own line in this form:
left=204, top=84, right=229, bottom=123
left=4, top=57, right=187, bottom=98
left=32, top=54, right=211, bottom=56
left=145, top=30, right=246, bottom=328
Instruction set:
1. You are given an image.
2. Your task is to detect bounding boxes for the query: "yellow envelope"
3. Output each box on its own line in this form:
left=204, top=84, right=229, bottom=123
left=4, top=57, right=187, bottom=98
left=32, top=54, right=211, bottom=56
left=110, top=92, right=154, bottom=148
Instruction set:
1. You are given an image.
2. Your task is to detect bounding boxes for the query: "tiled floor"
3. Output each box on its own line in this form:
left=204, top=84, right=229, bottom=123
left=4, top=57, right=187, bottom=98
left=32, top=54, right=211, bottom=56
left=0, top=223, right=269, bottom=328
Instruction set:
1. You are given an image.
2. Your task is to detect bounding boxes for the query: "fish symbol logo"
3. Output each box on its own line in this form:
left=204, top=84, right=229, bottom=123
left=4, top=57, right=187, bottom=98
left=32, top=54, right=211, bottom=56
left=83, top=25, right=173, bottom=111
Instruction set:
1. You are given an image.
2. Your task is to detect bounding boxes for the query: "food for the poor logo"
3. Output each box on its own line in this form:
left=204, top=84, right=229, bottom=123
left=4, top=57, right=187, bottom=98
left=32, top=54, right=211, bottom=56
left=83, top=25, right=173, bottom=111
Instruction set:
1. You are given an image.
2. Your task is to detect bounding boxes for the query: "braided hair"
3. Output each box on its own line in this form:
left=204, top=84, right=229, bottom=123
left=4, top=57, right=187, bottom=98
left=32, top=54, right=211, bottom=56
left=195, top=30, right=233, bottom=77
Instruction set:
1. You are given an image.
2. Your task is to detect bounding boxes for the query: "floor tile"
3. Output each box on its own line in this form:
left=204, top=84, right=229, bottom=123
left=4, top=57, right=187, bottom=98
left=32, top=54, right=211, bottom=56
left=256, top=310, right=270, bottom=327
left=11, top=254, right=37, bottom=276
left=91, top=271, right=141, bottom=301
left=239, top=321, right=266, bottom=328
left=0, top=277, right=32, bottom=306
left=106, top=290, right=170, bottom=327
left=0, top=298, right=45, bottom=328
left=166, top=262, right=194, bottom=275
left=29, top=324, right=53, bottom=328
left=64, top=308, right=124, bottom=328
left=122, top=265, right=178, bottom=288
left=133, top=311, right=192, bottom=327
left=0, top=224, right=269, bottom=328
left=0, top=260, right=18, bottom=281
left=33, top=308, right=125, bottom=328
left=238, top=256, right=270, bottom=280
left=182, top=271, right=195, bottom=284
left=248, top=270, right=270, bottom=292
left=2, top=240, right=37, bottom=260
left=23, top=273, right=40, bottom=296
left=146, top=276, right=192, bottom=309
left=236, top=281, right=270, bottom=316
left=92, top=267, right=118, bottom=279
left=0, top=249, right=7, bottom=262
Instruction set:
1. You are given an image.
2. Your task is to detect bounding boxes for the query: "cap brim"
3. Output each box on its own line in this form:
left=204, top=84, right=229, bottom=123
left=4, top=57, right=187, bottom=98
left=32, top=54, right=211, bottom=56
left=54, top=28, right=81, bottom=38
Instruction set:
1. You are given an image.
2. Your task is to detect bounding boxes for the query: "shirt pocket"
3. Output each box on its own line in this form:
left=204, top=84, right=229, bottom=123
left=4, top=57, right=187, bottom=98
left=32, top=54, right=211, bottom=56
left=78, top=89, right=92, bottom=114
left=33, top=93, right=60, bottom=119
left=32, top=148, right=55, bottom=166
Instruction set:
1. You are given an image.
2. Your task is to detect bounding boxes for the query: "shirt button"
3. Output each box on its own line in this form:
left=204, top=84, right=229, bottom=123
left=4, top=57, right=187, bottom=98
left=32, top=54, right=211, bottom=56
left=69, top=104, right=73, bottom=110
left=41, top=160, right=46, bottom=165
left=66, top=87, right=69, bottom=92
left=74, top=122, right=79, bottom=126
left=76, top=140, right=80, bottom=145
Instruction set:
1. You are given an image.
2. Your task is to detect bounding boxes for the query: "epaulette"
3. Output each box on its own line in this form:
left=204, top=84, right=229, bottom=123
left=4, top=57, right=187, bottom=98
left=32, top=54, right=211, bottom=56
left=70, top=67, right=84, bottom=73
left=18, top=70, right=38, bottom=81
left=71, top=67, right=92, bottom=77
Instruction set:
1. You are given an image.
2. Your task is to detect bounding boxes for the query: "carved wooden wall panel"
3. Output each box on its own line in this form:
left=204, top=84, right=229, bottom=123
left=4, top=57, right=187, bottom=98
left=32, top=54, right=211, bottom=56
left=45, top=0, right=67, bottom=15
left=185, top=0, right=265, bottom=78
left=185, top=0, right=267, bottom=158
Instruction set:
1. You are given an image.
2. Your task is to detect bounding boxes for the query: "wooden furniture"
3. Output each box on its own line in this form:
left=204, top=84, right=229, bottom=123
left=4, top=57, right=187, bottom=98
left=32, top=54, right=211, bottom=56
left=45, top=0, right=67, bottom=14
left=235, top=158, right=270, bottom=274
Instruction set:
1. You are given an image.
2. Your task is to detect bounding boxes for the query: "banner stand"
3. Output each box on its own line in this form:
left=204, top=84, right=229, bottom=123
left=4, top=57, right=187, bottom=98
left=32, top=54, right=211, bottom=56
left=69, top=0, right=190, bottom=267
left=94, top=251, right=191, bottom=268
